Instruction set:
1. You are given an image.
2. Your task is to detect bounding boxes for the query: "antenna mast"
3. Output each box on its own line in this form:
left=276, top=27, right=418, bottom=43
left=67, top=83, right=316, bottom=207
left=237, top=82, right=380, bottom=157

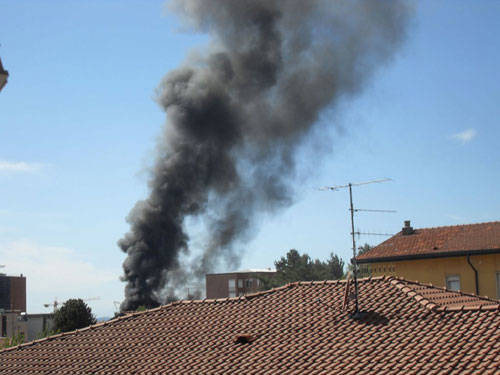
left=321, top=177, right=392, bottom=317
left=348, top=183, right=359, bottom=314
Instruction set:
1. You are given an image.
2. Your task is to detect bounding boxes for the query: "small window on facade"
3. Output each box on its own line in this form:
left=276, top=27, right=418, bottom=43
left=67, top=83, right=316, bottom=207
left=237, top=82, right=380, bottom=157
left=496, top=272, right=500, bottom=299
left=228, top=279, right=236, bottom=297
left=245, top=279, right=253, bottom=288
left=237, top=279, right=243, bottom=288
left=446, top=275, right=460, bottom=291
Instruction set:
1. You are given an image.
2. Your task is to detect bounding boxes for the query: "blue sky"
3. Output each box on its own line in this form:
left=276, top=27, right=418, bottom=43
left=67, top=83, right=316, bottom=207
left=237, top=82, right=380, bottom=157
left=1, top=1, right=499, bottom=317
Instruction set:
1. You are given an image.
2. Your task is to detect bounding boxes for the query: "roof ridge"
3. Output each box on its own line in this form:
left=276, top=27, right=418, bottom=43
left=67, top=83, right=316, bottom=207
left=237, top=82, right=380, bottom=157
left=389, top=276, right=500, bottom=312
left=389, top=277, right=438, bottom=311
left=395, top=277, right=499, bottom=303
left=413, top=220, right=500, bottom=231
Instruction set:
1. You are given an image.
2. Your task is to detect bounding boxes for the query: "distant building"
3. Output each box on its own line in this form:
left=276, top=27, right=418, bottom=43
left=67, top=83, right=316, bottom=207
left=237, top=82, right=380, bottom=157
left=357, top=220, right=500, bottom=299
left=18, top=313, right=55, bottom=341
left=0, top=274, right=26, bottom=312
left=0, top=274, right=54, bottom=342
left=1, top=312, right=55, bottom=342
left=206, top=269, right=276, bottom=299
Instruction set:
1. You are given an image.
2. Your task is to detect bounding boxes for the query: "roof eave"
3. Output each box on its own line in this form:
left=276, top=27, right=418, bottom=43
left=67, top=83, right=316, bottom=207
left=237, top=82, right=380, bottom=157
left=357, top=248, right=500, bottom=264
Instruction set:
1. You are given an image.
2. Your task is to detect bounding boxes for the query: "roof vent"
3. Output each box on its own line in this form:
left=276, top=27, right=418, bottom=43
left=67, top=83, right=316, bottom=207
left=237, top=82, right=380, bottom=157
left=234, top=334, right=255, bottom=344
left=402, top=220, right=414, bottom=235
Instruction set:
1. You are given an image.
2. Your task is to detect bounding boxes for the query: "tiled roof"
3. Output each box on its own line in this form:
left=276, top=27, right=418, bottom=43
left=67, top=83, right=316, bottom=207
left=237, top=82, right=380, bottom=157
left=357, top=221, right=500, bottom=262
left=0, top=276, right=499, bottom=374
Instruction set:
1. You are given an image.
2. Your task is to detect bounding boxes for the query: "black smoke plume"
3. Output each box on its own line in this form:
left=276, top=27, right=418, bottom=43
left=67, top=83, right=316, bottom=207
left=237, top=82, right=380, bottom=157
left=119, top=0, right=412, bottom=310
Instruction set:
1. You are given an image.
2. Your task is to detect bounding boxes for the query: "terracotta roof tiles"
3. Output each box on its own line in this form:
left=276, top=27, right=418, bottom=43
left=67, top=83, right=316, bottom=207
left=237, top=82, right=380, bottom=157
left=357, top=221, right=500, bottom=262
left=0, top=276, right=499, bottom=374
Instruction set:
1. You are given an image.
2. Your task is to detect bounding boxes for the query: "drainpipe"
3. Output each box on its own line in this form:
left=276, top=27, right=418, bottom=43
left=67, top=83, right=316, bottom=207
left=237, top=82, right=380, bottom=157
left=466, top=254, right=479, bottom=295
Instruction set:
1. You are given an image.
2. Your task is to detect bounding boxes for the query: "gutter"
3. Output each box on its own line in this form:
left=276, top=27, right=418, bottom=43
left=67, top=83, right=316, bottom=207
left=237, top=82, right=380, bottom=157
left=466, top=254, right=479, bottom=295
left=357, top=248, right=500, bottom=264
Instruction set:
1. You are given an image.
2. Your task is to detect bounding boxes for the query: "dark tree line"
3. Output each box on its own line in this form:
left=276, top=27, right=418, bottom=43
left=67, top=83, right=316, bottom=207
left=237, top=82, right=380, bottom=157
left=260, top=245, right=373, bottom=289
left=259, top=249, right=345, bottom=289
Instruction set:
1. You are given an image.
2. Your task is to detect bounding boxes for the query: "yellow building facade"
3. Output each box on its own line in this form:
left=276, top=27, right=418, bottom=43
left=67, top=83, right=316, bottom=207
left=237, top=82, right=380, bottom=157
left=364, top=253, right=500, bottom=299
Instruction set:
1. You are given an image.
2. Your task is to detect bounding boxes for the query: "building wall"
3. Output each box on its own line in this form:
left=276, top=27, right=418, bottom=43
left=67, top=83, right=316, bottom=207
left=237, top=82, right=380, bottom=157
left=9, top=277, right=26, bottom=312
left=206, top=272, right=276, bottom=299
left=0, top=275, right=26, bottom=312
left=206, top=274, right=230, bottom=299
left=1, top=313, right=54, bottom=342
left=25, top=314, right=54, bottom=341
left=366, top=253, right=500, bottom=299
left=0, top=312, right=26, bottom=339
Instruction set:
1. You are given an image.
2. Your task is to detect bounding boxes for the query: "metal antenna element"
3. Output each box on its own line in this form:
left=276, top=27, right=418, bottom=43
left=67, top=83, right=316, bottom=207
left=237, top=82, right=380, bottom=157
left=321, top=178, right=392, bottom=316
left=354, top=209, right=396, bottom=213
left=354, top=232, right=394, bottom=237
left=319, top=177, right=392, bottom=191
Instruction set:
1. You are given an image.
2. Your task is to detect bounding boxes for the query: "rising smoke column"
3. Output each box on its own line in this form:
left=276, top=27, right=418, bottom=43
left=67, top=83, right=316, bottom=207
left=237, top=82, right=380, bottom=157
left=119, top=0, right=412, bottom=310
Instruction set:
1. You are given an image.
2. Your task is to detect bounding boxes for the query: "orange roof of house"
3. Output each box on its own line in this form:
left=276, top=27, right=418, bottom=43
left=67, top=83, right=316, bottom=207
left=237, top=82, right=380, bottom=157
left=0, top=276, right=499, bottom=374
left=357, top=221, right=500, bottom=263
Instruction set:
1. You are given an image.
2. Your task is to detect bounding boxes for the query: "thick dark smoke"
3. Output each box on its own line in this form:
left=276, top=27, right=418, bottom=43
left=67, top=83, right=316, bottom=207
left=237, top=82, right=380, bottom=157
left=119, top=0, right=412, bottom=310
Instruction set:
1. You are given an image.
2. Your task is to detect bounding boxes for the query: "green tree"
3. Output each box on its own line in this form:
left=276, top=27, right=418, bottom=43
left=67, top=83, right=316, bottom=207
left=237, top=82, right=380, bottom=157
left=348, top=243, right=372, bottom=277
left=259, top=249, right=345, bottom=289
left=53, top=299, right=97, bottom=332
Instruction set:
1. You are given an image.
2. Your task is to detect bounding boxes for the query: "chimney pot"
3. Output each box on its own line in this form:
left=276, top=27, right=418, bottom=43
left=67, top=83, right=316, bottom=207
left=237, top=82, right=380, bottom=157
left=402, top=220, right=414, bottom=235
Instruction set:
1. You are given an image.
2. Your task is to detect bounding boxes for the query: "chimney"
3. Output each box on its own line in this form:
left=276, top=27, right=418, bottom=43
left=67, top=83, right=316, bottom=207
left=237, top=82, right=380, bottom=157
left=402, top=220, right=414, bottom=235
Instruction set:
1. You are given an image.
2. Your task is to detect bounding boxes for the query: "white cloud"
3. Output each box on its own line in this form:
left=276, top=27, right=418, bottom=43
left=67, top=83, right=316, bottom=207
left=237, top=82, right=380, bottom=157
left=451, top=129, right=477, bottom=144
left=0, top=239, right=119, bottom=314
left=0, top=160, right=44, bottom=173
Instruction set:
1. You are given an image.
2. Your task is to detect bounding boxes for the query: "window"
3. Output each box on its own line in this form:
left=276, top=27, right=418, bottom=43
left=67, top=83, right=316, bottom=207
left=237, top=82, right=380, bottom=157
left=446, top=275, right=460, bottom=291
left=496, top=272, right=500, bottom=299
left=237, top=279, right=243, bottom=288
left=245, top=279, right=253, bottom=288
left=228, top=279, right=236, bottom=297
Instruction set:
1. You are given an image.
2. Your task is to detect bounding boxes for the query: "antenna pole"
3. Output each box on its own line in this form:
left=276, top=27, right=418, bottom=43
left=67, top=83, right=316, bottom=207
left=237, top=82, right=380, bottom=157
left=349, top=184, right=359, bottom=314
left=319, top=177, right=392, bottom=317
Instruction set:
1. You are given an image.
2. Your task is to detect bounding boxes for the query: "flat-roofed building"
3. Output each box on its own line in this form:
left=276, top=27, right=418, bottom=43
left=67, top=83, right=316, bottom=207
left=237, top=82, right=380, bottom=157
left=206, top=269, right=276, bottom=299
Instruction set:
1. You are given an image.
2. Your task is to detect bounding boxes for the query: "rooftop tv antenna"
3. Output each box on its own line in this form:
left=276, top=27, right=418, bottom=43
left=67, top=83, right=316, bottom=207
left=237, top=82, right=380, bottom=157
left=320, top=177, right=393, bottom=317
